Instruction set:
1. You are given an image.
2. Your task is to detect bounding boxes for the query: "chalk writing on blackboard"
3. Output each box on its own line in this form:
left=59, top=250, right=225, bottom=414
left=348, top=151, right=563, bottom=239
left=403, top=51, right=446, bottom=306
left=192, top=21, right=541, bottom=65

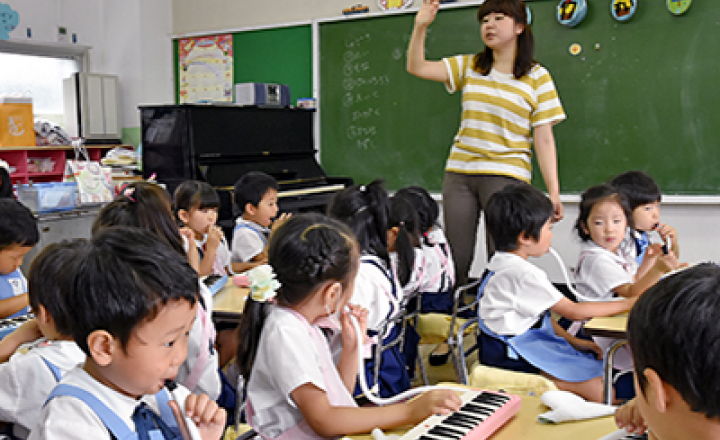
left=342, top=33, right=392, bottom=151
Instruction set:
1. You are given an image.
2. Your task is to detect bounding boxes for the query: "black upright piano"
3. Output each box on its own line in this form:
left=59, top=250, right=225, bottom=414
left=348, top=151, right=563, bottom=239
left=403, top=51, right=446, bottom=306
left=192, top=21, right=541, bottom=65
left=139, top=104, right=352, bottom=233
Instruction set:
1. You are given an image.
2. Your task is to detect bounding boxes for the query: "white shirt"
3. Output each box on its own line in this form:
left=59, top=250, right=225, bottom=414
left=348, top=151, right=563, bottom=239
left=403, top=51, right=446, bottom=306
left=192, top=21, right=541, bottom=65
left=351, top=256, right=402, bottom=332
left=247, top=307, right=327, bottom=438
left=390, top=248, right=426, bottom=298
left=573, top=241, right=634, bottom=303
left=479, top=252, right=564, bottom=336
left=0, top=339, right=85, bottom=439
left=195, top=236, right=233, bottom=276
left=176, top=282, right=221, bottom=399
left=231, top=219, right=268, bottom=263
left=28, top=366, right=193, bottom=440
left=421, top=228, right=456, bottom=294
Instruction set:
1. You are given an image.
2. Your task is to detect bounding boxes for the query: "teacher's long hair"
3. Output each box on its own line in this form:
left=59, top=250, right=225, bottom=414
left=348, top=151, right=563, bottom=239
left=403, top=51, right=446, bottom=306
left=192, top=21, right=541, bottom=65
left=473, top=0, right=535, bottom=79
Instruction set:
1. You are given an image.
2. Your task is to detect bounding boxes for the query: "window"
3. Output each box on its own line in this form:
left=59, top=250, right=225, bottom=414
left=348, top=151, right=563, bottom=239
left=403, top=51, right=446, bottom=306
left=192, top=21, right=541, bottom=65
left=0, top=40, right=87, bottom=124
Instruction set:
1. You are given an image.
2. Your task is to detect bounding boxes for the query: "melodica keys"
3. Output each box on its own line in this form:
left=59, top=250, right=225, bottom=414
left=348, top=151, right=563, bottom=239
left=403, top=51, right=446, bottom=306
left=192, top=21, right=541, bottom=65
left=399, top=389, right=521, bottom=440
left=0, top=314, right=34, bottom=340
left=597, top=430, right=648, bottom=440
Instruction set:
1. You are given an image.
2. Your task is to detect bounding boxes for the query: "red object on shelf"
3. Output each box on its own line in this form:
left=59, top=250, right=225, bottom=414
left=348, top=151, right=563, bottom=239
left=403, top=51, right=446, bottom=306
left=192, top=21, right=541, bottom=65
left=0, top=145, right=121, bottom=185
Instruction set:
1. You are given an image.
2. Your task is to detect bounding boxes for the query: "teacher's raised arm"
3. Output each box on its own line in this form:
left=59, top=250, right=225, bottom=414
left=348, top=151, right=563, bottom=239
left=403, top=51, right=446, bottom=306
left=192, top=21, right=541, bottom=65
left=405, top=0, right=566, bottom=287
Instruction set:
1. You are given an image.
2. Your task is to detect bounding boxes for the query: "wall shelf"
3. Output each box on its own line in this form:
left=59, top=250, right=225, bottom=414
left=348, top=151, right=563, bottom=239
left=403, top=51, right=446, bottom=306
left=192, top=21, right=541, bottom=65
left=0, top=145, right=127, bottom=184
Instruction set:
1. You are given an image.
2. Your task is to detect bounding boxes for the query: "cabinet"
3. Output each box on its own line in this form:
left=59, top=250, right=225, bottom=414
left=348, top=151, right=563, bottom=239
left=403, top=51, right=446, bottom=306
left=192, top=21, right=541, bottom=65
left=63, top=73, right=121, bottom=143
left=0, top=145, right=116, bottom=184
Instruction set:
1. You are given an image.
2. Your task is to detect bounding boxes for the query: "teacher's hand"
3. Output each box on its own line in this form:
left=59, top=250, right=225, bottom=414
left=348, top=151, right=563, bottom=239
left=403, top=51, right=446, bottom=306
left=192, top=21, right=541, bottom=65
left=551, top=197, right=564, bottom=222
left=415, top=0, right=440, bottom=27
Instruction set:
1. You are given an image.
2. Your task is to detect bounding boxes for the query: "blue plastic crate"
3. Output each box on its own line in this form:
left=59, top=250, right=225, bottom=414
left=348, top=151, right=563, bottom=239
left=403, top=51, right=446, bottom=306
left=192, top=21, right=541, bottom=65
left=17, top=182, right=77, bottom=213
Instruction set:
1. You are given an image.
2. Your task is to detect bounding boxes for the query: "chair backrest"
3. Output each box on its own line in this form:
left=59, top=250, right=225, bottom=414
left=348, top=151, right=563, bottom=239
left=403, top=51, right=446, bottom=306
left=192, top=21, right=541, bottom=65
left=372, top=297, right=415, bottom=385
left=452, top=269, right=494, bottom=384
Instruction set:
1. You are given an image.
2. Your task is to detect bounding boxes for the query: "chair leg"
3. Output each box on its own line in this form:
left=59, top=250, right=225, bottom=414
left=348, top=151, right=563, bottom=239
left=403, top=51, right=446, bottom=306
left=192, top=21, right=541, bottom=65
left=417, top=351, right=429, bottom=386
left=456, top=333, right=469, bottom=385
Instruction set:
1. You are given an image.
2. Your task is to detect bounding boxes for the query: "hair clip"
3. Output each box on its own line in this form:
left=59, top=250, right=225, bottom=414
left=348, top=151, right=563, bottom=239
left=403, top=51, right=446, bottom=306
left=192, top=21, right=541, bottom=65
left=247, top=264, right=281, bottom=302
left=123, top=186, right=136, bottom=202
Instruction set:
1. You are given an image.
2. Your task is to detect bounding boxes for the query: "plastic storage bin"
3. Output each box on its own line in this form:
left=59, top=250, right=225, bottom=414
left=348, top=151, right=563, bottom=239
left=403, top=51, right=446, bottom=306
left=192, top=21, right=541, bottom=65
left=17, top=182, right=77, bottom=213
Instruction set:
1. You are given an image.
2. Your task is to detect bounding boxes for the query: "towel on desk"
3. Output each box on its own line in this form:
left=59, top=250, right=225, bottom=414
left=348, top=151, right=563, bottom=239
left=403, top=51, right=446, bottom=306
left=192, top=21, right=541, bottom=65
left=538, top=390, right=616, bottom=423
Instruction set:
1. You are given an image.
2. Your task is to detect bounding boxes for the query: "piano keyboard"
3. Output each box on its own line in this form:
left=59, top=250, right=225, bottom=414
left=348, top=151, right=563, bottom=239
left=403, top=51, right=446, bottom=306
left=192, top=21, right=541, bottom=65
left=597, top=430, right=648, bottom=440
left=399, top=389, right=521, bottom=440
left=278, top=184, right=346, bottom=198
left=0, top=314, right=34, bottom=340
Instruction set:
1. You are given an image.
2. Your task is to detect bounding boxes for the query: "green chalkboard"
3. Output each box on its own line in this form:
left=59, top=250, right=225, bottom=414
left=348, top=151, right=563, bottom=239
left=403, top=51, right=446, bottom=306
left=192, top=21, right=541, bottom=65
left=174, top=25, right=312, bottom=106
left=319, top=1, right=720, bottom=194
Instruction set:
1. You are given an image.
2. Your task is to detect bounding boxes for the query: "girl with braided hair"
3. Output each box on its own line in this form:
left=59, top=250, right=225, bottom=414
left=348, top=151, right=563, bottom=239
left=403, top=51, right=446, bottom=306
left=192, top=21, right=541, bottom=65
left=235, top=213, right=460, bottom=440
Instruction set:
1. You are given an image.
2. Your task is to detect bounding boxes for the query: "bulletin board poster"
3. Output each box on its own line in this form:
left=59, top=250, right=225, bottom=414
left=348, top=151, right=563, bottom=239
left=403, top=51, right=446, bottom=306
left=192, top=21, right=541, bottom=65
left=178, top=34, right=233, bottom=103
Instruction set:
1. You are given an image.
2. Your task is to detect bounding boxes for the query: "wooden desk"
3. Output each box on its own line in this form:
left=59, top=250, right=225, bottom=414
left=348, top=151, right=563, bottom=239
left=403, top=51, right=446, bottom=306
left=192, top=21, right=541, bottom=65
left=349, top=394, right=617, bottom=440
left=212, top=283, right=249, bottom=324
left=585, top=314, right=629, bottom=405
left=584, top=314, right=628, bottom=339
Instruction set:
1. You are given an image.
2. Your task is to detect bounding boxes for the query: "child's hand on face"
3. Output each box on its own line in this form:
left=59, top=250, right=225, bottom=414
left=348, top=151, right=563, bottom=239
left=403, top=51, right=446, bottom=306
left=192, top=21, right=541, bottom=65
left=206, top=225, right=223, bottom=250
left=654, top=222, right=678, bottom=248
left=179, top=227, right=194, bottom=243
left=270, top=212, right=292, bottom=233
left=408, top=389, right=462, bottom=423
left=615, top=398, right=647, bottom=435
left=169, top=393, right=226, bottom=440
left=340, top=305, right=368, bottom=351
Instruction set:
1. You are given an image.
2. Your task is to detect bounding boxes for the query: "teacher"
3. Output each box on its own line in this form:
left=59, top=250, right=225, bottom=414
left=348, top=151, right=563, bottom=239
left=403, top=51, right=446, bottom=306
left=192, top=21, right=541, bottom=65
left=407, top=0, right=565, bottom=286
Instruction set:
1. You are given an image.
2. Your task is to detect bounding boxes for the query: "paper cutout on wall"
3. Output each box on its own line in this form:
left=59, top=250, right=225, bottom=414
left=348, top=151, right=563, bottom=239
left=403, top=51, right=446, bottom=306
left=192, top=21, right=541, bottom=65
left=667, top=0, right=691, bottom=15
left=557, top=0, right=588, bottom=28
left=612, top=0, right=637, bottom=22
left=0, top=3, right=19, bottom=40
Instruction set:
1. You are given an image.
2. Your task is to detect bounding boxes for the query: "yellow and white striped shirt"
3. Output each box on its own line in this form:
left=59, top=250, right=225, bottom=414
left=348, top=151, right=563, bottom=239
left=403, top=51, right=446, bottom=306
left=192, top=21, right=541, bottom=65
left=443, top=55, right=566, bottom=183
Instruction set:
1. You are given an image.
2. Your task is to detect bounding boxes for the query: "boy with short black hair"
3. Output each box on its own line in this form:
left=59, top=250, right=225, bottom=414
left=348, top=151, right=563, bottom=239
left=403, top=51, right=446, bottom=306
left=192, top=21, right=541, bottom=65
left=29, top=227, right=225, bottom=440
left=231, top=171, right=288, bottom=273
left=615, top=263, right=720, bottom=440
left=479, top=184, right=635, bottom=402
left=0, top=240, right=87, bottom=439
left=0, top=198, right=39, bottom=319
left=611, top=170, right=680, bottom=266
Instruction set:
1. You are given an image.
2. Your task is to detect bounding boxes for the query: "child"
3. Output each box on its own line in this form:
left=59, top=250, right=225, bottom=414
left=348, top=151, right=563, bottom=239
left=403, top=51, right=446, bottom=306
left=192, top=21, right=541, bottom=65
left=0, top=198, right=38, bottom=319
left=235, top=213, right=461, bottom=439
left=93, top=187, right=221, bottom=402
left=100, top=182, right=191, bottom=261
left=573, top=184, right=682, bottom=303
left=0, top=240, right=86, bottom=440
left=388, top=194, right=422, bottom=296
left=611, top=170, right=680, bottom=267
left=394, top=186, right=456, bottom=313
left=407, top=0, right=566, bottom=287
left=615, top=263, right=720, bottom=440
left=327, top=180, right=410, bottom=397
left=174, top=180, right=232, bottom=277
left=231, top=171, right=289, bottom=274
left=29, top=227, right=226, bottom=440
left=387, top=194, right=423, bottom=377
left=394, top=186, right=456, bottom=367
left=479, top=183, right=638, bottom=403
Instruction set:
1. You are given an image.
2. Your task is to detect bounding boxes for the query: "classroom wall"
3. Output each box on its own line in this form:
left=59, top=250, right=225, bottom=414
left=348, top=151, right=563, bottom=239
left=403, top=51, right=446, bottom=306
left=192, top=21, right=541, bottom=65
left=171, top=0, right=480, bottom=35
left=5, top=0, right=173, bottom=146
